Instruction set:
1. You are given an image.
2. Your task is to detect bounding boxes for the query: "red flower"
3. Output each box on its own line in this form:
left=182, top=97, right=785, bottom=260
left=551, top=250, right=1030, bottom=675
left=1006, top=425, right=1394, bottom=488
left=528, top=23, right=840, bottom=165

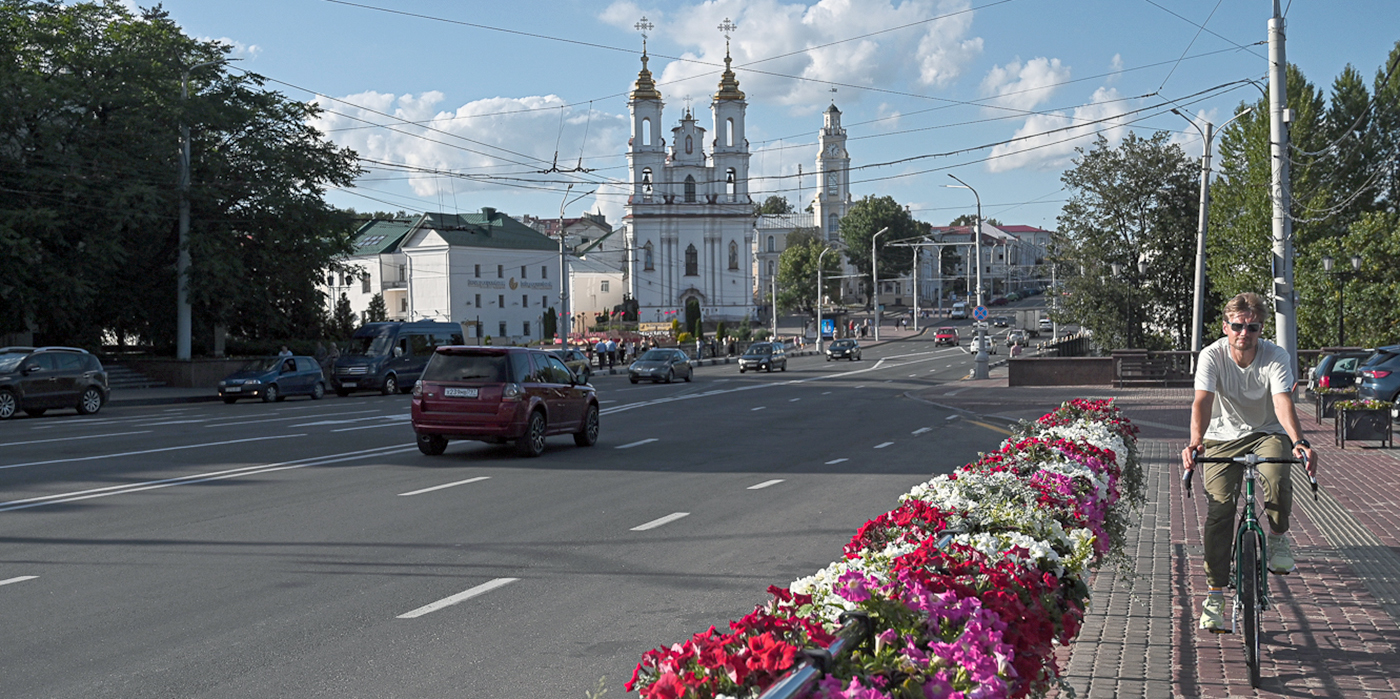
left=748, top=632, right=799, bottom=674
left=641, top=671, right=687, bottom=699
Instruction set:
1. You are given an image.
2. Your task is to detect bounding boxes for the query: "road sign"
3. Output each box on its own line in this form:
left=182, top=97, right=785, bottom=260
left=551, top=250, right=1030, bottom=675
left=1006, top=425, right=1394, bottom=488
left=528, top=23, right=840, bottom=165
left=973, top=305, right=988, bottom=321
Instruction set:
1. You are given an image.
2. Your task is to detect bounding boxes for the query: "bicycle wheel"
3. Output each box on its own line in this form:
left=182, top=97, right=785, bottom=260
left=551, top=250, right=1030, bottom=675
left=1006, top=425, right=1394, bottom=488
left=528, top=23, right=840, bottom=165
left=1239, top=532, right=1262, bottom=688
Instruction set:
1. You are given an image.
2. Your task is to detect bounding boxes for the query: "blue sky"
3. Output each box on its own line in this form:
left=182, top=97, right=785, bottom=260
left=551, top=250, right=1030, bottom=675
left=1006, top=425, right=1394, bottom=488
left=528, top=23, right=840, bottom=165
left=151, top=0, right=1399, bottom=231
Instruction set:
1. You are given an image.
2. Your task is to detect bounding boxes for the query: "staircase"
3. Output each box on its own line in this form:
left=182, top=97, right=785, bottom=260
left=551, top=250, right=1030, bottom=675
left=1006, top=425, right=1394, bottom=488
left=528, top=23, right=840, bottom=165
left=103, top=363, right=166, bottom=389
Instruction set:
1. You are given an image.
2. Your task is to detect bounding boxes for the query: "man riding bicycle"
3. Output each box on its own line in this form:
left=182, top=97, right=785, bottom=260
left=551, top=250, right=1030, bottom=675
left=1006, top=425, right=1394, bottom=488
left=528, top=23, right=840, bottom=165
left=1180, top=292, right=1318, bottom=631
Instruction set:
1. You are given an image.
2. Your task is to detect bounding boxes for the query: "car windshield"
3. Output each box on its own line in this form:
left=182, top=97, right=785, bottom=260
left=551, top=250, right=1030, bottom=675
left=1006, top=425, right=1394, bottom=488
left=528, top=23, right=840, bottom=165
left=346, top=329, right=393, bottom=357
left=422, top=353, right=508, bottom=382
left=0, top=351, right=29, bottom=372
left=833, top=340, right=854, bottom=348
left=745, top=345, right=771, bottom=355
left=639, top=349, right=671, bottom=362
left=239, top=358, right=282, bottom=372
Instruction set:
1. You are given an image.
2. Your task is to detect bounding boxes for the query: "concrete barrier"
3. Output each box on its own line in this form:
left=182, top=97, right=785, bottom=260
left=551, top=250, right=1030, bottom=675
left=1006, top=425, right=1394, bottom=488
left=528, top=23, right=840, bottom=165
left=1008, top=356, right=1114, bottom=386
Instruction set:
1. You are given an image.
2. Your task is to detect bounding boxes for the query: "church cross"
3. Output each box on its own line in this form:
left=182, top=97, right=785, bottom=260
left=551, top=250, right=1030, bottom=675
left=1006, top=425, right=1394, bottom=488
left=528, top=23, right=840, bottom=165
left=717, top=17, right=737, bottom=41
left=635, top=16, right=653, bottom=49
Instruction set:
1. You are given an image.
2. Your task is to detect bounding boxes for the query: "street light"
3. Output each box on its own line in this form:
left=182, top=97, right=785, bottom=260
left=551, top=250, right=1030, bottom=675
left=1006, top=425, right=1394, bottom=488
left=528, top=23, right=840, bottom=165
left=558, top=184, right=596, bottom=346
left=176, top=58, right=227, bottom=361
left=1111, top=259, right=1149, bottom=348
left=1321, top=254, right=1362, bottom=346
left=816, top=242, right=845, bottom=353
left=870, top=226, right=891, bottom=341
left=946, top=174, right=987, bottom=379
left=1172, top=107, right=1253, bottom=356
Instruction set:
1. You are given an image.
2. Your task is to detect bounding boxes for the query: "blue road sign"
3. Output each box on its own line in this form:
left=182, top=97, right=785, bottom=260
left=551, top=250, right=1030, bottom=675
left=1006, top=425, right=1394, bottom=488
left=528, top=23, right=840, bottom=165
left=973, top=305, right=988, bottom=321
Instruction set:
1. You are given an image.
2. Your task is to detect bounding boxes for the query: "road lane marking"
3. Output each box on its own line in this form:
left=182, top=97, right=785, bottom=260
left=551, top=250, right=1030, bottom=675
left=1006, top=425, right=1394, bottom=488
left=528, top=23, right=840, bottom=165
left=616, top=438, right=658, bottom=449
left=942, top=387, right=972, bottom=396
left=333, top=422, right=413, bottom=432
left=946, top=415, right=959, bottom=420
left=0, top=430, right=152, bottom=448
left=397, top=578, right=519, bottom=619
left=748, top=480, right=784, bottom=490
left=825, top=458, right=848, bottom=465
left=207, top=409, right=382, bottom=429
left=965, top=419, right=1013, bottom=435
left=399, top=476, right=491, bottom=497
left=912, top=427, right=932, bottom=435
left=789, top=398, right=801, bottom=402
left=1, top=576, right=38, bottom=586
left=874, top=442, right=894, bottom=449
left=751, top=406, right=766, bottom=411
left=599, top=400, right=618, bottom=404
left=631, top=512, right=690, bottom=531
left=0, top=434, right=305, bottom=471
left=822, top=391, right=832, bottom=395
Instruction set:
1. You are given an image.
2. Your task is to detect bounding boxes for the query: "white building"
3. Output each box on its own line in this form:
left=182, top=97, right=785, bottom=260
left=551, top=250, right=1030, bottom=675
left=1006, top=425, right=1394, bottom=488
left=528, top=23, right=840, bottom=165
left=623, top=43, right=755, bottom=323
left=753, top=212, right=816, bottom=307
left=812, top=103, right=857, bottom=299
left=323, top=218, right=415, bottom=323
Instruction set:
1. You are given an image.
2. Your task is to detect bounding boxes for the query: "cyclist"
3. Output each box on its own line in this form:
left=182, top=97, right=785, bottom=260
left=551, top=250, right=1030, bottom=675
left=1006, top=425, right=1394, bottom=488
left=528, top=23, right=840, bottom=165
left=1180, top=292, right=1318, bottom=631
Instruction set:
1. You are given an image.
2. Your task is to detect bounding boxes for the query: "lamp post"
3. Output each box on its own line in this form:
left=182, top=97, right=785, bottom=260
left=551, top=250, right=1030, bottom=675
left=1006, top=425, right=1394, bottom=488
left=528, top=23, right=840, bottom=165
left=1172, top=107, right=1253, bottom=356
left=176, top=59, right=224, bottom=361
left=870, top=226, right=891, bottom=341
left=816, top=243, right=844, bottom=352
left=1111, top=259, right=1149, bottom=348
left=1322, top=254, right=1362, bottom=346
left=946, top=175, right=987, bottom=379
left=558, top=185, right=595, bottom=347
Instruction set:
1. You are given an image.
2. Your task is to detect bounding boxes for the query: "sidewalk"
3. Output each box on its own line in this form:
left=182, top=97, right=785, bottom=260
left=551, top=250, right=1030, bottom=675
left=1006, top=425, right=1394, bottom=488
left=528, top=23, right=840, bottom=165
left=917, top=366, right=1400, bottom=697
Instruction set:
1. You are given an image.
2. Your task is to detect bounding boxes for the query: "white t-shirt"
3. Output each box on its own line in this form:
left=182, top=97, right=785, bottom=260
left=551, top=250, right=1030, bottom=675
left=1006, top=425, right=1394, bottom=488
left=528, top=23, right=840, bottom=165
left=1194, top=336, right=1295, bottom=441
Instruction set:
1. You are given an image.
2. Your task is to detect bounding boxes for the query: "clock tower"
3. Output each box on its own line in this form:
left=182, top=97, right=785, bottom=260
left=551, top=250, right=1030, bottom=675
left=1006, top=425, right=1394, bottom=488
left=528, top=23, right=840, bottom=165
left=813, top=103, right=849, bottom=244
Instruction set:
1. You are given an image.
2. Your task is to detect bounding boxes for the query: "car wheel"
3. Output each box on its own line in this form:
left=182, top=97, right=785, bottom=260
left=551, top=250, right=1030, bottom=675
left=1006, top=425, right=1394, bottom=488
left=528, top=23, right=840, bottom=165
left=417, top=433, right=448, bottom=456
left=76, top=386, right=104, bottom=415
left=223, top=397, right=238, bottom=404
left=25, top=408, right=47, bottom=417
left=381, top=375, right=398, bottom=396
left=684, top=368, right=692, bottom=382
left=766, top=364, right=772, bottom=373
left=515, top=410, right=546, bottom=457
left=0, top=389, right=15, bottom=419
left=740, top=368, right=746, bottom=373
left=630, top=378, right=639, bottom=384
left=780, top=363, right=786, bottom=371
left=573, top=405, right=600, bottom=447
left=665, top=369, right=674, bottom=384
left=335, top=388, right=350, bottom=397
left=262, top=384, right=279, bottom=403
left=311, top=382, right=325, bottom=400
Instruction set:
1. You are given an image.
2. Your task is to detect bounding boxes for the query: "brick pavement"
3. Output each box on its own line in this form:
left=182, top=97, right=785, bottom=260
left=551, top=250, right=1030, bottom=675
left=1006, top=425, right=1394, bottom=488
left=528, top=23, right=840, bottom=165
left=914, top=375, right=1400, bottom=698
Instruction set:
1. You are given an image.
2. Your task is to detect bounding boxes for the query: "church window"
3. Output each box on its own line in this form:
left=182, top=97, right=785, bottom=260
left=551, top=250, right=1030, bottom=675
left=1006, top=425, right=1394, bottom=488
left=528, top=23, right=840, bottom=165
left=728, top=241, right=739, bottom=270
left=767, top=236, right=775, bottom=253
left=643, top=242, right=654, bottom=270
left=641, top=168, right=653, bottom=200
left=766, top=260, right=774, bottom=277
left=726, top=118, right=735, bottom=147
left=641, top=117, right=651, bottom=146
left=685, top=135, right=693, bottom=154
left=726, top=168, right=737, bottom=201
left=684, top=175, right=696, bottom=203
left=827, top=213, right=839, bottom=234
left=685, top=244, right=698, bottom=276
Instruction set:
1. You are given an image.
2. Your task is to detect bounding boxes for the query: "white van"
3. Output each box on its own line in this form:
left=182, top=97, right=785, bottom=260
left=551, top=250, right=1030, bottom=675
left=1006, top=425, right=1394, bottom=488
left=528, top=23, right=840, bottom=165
left=950, top=302, right=968, bottom=319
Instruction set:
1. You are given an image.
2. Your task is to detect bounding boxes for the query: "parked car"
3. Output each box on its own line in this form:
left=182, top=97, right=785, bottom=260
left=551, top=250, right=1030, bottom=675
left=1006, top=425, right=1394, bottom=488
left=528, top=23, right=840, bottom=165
left=970, top=335, right=998, bottom=355
left=218, top=356, right=326, bottom=403
left=548, top=348, right=592, bottom=384
left=332, top=320, right=463, bottom=396
left=411, top=346, right=599, bottom=457
left=0, top=346, right=109, bottom=419
left=1308, top=350, right=1372, bottom=392
left=989, top=297, right=1009, bottom=306
left=1356, top=344, right=1400, bottom=419
left=826, top=338, right=862, bottom=361
left=628, top=348, right=694, bottom=383
left=934, top=327, right=959, bottom=346
left=1005, top=292, right=1021, bottom=302
left=739, top=342, right=787, bottom=373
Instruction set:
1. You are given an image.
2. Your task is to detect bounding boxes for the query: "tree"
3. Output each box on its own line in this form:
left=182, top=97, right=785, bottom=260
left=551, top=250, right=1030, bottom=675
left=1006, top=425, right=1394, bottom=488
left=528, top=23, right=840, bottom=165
left=684, top=299, right=701, bottom=339
left=365, top=293, right=388, bottom=323
left=330, top=293, right=356, bottom=339
left=1056, top=132, right=1198, bottom=350
left=754, top=195, right=794, bottom=215
left=775, top=231, right=843, bottom=317
left=838, top=196, right=924, bottom=308
left=947, top=214, right=1002, bottom=227
left=543, top=306, right=557, bottom=341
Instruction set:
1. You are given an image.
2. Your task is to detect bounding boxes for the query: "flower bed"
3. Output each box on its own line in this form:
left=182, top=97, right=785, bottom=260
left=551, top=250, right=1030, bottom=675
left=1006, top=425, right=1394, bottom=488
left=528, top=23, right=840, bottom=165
left=628, top=399, right=1143, bottom=699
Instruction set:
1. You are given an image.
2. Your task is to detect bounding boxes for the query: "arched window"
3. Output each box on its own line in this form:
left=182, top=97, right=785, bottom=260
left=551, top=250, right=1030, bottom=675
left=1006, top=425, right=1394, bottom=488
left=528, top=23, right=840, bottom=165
left=684, top=175, right=696, bottom=203
left=728, top=241, right=739, bottom=270
left=726, top=118, right=735, bottom=147
left=641, top=168, right=653, bottom=199
left=726, top=168, right=737, bottom=201
left=767, top=236, right=775, bottom=253
left=766, top=260, right=774, bottom=277
left=827, top=213, right=839, bottom=234
left=685, top=244, right=698, bottom=276
left=685, top=135, right=693, bottom=154
left=641, top=117, right=651, bottom=146
left=643, top=242, right=654, bottom=270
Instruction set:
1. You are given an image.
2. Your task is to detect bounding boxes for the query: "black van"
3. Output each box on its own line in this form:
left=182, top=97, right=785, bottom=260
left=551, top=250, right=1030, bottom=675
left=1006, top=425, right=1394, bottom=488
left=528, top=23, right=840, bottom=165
left=332, top=321, right=464, bottom=396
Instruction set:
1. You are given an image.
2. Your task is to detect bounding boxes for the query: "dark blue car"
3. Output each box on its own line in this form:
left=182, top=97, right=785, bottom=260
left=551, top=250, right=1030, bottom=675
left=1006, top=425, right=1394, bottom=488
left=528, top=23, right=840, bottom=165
left=218, top=356, right=326, bottom=403
left=1357, top=344, right=1400, bottom=420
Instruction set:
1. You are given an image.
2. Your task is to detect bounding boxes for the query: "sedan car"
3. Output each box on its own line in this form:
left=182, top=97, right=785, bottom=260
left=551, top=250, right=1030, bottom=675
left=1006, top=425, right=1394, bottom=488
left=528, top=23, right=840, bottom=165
left=548, top=348, right=592, bottom=384
left=218, top=356, right=327, bottom=403
left=412, top=346, right=599, bottom=457
left=739, top=342, right=787, bottom=373
left=826, top=338, right=862, bottom=361
left=628, top=348, right=694, bottom=384
left=934, top=327, right=959, bottom=346
left=991, top=316, right=1009, bottom=328
left=0, top=346, right=109, bottom=419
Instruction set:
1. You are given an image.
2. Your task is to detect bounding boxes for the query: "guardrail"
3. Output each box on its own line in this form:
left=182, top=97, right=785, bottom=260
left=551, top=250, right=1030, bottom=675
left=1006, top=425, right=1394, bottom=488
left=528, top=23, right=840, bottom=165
left=754, top=611, right=872, bottom=699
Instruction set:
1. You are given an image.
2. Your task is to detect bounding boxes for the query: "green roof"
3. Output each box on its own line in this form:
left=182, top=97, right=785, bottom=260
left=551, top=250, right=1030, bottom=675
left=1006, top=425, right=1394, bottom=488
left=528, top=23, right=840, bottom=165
left=350, top=219, right=415, bottom=255
left=421, top=210, right=559, bottom=251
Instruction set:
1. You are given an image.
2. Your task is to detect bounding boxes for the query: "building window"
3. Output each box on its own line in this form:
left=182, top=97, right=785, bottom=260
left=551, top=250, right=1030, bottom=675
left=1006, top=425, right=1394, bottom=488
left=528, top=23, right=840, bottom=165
left=498, top=294, right=505, bottom=308
left=521, top=265, right=527, bottom=279
left=767, top=260, right=774, bottom=277
left=726, top=118, right=735, bottom=147
left=541, top=266, right=547, bottom=279
left=643, top=242, right=654, bottom=270
left=522, top=294, right=529, bottom=308
left=726, top=168, right=736, bottom=201
left=685, top=244, right=698, bottom=276
left=728, top=241, right=739, bottom=270
left=523, top=321, right=531, bottom=336
left=826, top=170, right=838, bottom=195
left=641, top=168, right=653, bottom=198
left=499, top=321, right=508, bottom=337
left=828, top=213, right=839, bottom=234
left=601, top=281, right=610, bottom=293
left=542, top=295, right=547, bottom=308
left=641, top=117, right=651, bottom=146
left=684, top=175, right=696, bottom=203
left=685, top=134, right=693, bottom=154
left=474, top=264, right=481, bottom=278
left=400, top=298, right=408, bottom=312
left=767, top=236, right=775, bottom=253
left=497, top=265, right=503, bottom=279
left=361, top=274, right=371, bottom=293
left=475, top=293, right=481, bottom=308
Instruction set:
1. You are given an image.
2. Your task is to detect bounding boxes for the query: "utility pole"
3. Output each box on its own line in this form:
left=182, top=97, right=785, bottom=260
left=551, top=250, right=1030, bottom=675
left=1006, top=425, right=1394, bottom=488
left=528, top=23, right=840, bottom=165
left=871, top=226, right=891, bottom=341
left=1268, top=0, right=1297, bottom=369
left=947, top=175, right=987, bottom=380
left=176, top=59, right=223, bottom=361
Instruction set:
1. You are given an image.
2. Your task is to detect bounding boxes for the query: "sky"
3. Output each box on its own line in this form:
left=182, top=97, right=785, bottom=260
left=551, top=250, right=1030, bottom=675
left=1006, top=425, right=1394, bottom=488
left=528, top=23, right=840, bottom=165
left=147, top=0, right=1399, bottom=232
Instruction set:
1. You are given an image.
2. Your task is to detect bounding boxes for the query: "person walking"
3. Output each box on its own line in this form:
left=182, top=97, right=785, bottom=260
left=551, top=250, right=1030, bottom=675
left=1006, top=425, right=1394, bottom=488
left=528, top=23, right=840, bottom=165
left=606, top=337, right=618, bottom=369
left=595, top=338, right=608, bottom=369
left=1180, top=292, right=1317, bottom=632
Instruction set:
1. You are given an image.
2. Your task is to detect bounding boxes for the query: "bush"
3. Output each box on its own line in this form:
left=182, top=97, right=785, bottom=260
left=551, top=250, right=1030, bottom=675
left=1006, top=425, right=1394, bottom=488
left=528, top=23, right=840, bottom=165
left=677, top=332, right=693, bottom=344
left=752, top=329, right=770, bottom=341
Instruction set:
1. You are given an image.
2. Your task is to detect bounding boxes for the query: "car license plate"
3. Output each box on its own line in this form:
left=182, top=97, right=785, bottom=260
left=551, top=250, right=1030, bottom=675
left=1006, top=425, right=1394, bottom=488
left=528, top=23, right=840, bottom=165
left=340, top=381, right=357, bottom=387
left=444, top=387, right=479, bottom=398
left=225, top=386, right=241, bottom=393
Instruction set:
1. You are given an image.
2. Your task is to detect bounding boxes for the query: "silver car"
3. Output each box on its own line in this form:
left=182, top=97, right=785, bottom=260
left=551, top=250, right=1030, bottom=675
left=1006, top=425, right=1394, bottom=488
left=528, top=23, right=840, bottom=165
left=628, top=348, right=693, bottom=384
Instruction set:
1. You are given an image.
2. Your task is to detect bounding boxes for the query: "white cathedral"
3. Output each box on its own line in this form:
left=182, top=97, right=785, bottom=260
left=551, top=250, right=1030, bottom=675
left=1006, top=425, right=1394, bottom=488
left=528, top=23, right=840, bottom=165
left=623, top=43, right=756, bottom=324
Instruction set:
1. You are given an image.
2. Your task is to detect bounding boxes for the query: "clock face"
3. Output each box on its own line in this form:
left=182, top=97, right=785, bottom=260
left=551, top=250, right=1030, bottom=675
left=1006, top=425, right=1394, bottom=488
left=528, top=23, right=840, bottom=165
left=826, top=144, right=840, bottom=156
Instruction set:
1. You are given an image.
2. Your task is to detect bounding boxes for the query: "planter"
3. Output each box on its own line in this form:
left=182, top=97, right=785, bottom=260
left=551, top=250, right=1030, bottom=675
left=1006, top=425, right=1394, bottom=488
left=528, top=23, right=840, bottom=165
left=1315, top=390, right=1358, bottom=423
left=1335, top=408, right=1392, bottom=449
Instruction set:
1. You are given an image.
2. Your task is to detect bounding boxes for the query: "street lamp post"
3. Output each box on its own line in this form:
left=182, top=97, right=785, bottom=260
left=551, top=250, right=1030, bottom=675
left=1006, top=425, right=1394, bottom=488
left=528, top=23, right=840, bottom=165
left=558, top=185, right=595, bottom=347
left=816, top=244, right=843, bottom=353
left=946, top=175, right=987, bottom=379
left=1322, top=254, right=1362, bottom=346
left=1112, top=259, right=1149, bottom=348
left=870, top=226, right=891, bottom=341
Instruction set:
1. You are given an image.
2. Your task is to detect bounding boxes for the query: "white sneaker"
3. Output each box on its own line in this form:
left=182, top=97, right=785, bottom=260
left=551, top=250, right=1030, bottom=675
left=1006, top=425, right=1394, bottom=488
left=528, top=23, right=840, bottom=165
left=1268, top=533, right=1296, bottom=574
left=1199, top=595, right=1226, bottom=632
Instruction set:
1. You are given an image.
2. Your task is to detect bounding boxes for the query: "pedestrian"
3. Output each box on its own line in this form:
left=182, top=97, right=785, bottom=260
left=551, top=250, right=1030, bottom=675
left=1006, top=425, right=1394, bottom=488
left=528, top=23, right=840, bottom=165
left=595, top=338, right=608, bottom=369
left=1181, top=292, right=1317, bottom=632
left=278, top=345, right=292, bottom=357
left=606, top=337, right=618, bottom=368
left=1010, top=341, right=1023, bottom=358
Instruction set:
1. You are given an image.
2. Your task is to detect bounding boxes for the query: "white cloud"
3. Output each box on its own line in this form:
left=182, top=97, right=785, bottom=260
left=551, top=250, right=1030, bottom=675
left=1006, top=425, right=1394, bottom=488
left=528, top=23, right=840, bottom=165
left=205, top=36, right=262, bottom=60
left=1106, top=53, right=1124, bottom=84
left=979, top=57, right=1069, bottom=113
left=986, top=86, right=1130, bottom=172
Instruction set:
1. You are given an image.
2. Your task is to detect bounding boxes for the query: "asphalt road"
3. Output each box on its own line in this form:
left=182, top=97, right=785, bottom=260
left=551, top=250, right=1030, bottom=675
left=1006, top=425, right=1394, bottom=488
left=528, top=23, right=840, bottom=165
left=1, top=332, right=1017, bottom=698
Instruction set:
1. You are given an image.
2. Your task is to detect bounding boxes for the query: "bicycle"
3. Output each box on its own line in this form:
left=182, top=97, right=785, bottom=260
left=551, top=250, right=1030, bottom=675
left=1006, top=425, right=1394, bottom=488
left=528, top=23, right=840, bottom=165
left=1185, top=452, right=1317, bottom=688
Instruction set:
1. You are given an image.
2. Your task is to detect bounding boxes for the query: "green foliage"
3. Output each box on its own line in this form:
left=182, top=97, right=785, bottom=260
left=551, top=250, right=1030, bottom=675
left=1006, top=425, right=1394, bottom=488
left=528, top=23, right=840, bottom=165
left=775, top=231, right=844, bottom=317
left=752, top=328, right=770, bottom=341
left=330, top=293, right=356, bottom=339
left=947, top=214, right=1002, bottom=227
left=366, top=293, right=388, bottom=323
left=715, top=321, right=727, bottom=340
left=670, top=319, right=680, bottom=336
left=838, top=195, right=925, bottom=307
left=754, top=195, right=794, bottom=215
left=736, top=324, right=752, bottom=342
left=684, top=299, right=701, bottom=339
left=1055, top=132, right=1198, bottom=350
left=543, top=306, right=557, bottom=341
left=676, top=331, right=693, bottom=344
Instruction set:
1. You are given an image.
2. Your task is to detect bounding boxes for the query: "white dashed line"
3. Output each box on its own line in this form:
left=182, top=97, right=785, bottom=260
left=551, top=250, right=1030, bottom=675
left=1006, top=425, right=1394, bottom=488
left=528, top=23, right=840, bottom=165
left=0, top=434, right=305, bottom=471
left=946, top=415, right=960, bottom=420
left=0, top=431, right=152, bottom=448
left=616, top=438, right=659, bottom=449
left=748, top=479, right=784, bottom=490
left=631, top=512, right=690, bottom=531
left=789, top=398, right=801, bottom=402
left=825, top=458, right=849, bottom=465
left=398, top=476, right=491, bottom=497
left=0, top=576, right=38, bottom=587
left=397, top=578, right=519, bottom=619
left=874, top=442, right=894, bottom=449
left=751, top=406, right=767, bottom=411
left=912, top=427, right=932, bottom=435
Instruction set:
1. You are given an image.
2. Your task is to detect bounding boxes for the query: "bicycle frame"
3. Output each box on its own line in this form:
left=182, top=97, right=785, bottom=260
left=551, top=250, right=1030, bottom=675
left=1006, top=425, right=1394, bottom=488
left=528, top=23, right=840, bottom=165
left=1230, top=462, right=1269, bottom=632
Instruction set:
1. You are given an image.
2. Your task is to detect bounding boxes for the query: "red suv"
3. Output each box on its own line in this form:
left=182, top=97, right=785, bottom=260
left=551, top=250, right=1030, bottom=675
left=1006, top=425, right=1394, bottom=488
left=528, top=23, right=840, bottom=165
left=411, top=347, right=600, bottom=457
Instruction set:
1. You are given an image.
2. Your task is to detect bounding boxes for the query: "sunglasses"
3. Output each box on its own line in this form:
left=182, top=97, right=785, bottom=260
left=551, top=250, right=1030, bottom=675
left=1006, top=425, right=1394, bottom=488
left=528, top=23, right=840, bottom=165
left=1227, top=322, right=1262, bottom=333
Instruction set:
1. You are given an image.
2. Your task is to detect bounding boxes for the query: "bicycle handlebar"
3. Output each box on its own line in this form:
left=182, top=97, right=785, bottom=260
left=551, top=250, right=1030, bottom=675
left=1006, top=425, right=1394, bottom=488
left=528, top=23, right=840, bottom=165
left=1183, top=452, right=1316, bottom=500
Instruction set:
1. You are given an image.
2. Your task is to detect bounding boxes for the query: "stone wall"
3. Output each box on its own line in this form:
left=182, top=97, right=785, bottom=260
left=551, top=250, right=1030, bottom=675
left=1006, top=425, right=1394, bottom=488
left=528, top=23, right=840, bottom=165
left=1008, top=356, right=1114, bottom=386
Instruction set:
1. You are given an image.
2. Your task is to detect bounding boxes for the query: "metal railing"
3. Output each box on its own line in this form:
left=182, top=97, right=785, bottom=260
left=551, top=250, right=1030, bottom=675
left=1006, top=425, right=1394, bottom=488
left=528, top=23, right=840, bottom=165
left=756, top=611, right=872, bottom=699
